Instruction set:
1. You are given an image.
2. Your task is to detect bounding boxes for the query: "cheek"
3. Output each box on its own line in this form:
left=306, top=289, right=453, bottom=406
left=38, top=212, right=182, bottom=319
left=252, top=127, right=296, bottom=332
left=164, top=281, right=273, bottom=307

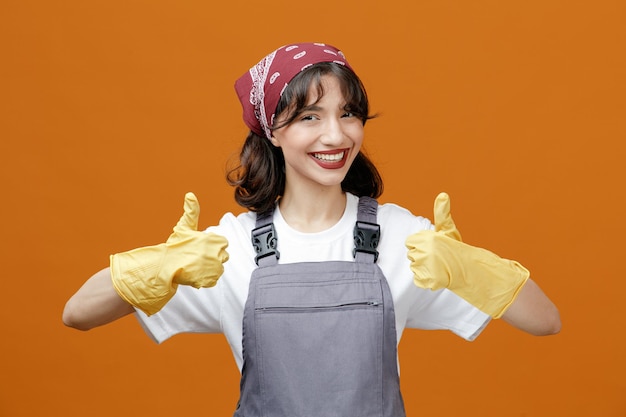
left=350, top=125, right=365, bottom=149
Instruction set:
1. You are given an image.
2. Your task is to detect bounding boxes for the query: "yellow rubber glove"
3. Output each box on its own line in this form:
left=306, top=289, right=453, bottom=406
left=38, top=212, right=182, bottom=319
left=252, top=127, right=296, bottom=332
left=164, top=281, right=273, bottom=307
left=110, top=192, right=229, bottom=316
left=405, top=193, right=529, bottom=318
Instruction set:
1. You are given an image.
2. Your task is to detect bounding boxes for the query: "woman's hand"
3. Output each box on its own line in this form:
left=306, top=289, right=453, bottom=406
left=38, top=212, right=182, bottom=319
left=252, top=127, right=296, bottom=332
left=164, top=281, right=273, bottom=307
left=110, top=192, right=229, bottom=316
left=405, top=193, right=529, bottom=319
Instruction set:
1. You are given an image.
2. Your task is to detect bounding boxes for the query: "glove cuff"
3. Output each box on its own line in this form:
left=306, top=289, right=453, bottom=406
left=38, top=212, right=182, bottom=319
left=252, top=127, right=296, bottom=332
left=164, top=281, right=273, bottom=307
left=110, top=245, right=177, bottom=316
left=487, top=260, right=530, bottom=318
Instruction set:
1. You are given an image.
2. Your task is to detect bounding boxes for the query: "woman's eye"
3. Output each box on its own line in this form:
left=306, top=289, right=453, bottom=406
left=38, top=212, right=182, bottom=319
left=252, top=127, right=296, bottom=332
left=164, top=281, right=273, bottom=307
left=342, top=112, right=354, bottom=118
left=300, top=114, right=317, bottom=121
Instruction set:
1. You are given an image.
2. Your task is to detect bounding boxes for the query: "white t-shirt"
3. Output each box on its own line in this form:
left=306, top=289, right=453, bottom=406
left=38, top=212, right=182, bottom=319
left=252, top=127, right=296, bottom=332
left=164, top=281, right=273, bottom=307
left=135, top=193, right=490, bottom=371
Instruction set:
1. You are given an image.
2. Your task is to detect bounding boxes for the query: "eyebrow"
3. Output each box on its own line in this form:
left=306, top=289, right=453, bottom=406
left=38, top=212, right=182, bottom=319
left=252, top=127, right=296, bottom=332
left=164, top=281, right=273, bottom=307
left=301, top=104, right=323, bottom=112
left=301, top=103, right=349, bottom=113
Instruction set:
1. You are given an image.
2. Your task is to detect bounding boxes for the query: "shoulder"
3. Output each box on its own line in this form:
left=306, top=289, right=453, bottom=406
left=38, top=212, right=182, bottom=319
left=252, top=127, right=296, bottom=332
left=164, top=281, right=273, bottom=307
left=204, top=210, right=256, bottom=236
left=377, top=200, right=434, bottom=234
left=346, top=194, right=433, bottom=237
left=202, top=211, right=258, bottom=260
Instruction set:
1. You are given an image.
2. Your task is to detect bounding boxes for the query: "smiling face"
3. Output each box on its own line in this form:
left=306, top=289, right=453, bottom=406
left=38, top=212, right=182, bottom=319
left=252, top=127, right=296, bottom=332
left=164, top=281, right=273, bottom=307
left=270, top=74, right=365, bottom=194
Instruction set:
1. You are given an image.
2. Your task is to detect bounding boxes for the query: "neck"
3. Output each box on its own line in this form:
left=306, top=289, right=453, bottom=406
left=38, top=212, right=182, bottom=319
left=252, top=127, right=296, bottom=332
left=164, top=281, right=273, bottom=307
left=279, top=185, right=347, bottom=233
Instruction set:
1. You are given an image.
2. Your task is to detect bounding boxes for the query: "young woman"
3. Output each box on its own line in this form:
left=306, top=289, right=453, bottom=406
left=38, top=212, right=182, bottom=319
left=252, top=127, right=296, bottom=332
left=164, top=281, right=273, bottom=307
left=63, top=42, right=560, bottom=416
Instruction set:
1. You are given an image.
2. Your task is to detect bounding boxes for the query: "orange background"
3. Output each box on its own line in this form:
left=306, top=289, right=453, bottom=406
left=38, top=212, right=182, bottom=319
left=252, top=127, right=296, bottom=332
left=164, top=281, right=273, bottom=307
left=1, top=0, right=625, bottom=416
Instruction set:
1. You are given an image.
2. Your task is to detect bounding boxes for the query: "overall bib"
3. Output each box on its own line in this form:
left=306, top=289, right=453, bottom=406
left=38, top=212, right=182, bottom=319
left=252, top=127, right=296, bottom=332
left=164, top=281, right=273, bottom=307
left=234, top=197, right=406, bottom=417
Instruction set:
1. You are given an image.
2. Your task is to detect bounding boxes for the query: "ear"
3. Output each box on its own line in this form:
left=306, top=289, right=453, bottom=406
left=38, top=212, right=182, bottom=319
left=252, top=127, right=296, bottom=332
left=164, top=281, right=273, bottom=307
left=269, top=135, right=281, bottom=147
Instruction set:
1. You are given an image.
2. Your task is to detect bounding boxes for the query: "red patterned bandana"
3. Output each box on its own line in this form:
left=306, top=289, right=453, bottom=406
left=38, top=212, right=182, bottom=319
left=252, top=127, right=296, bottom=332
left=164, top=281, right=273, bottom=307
left=234, top=42, right=352, bottom=138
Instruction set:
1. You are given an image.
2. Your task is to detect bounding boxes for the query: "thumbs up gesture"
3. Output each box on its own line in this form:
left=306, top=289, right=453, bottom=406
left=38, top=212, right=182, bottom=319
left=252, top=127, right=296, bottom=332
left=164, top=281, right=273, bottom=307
left=433, top=192, right=462, bottom=241
left=111, top=193, right=229, bottom=316
left=405, top=193, right=529, bottom=318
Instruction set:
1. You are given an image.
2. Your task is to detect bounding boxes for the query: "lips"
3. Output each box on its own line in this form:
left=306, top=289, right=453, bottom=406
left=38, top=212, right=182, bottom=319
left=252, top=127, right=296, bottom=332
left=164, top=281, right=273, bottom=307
left=309, top=149, right=349, bottom=169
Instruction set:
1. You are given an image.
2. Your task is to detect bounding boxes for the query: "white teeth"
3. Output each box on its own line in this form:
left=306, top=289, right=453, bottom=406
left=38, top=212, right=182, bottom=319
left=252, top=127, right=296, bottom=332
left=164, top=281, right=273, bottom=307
left=313, top=151, right=344, bottom=161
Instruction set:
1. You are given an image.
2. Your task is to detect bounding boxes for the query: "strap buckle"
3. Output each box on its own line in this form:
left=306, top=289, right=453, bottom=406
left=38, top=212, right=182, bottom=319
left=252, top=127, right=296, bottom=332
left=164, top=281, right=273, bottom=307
left=251, top=223, right=280, bottom=266
left=353, top=220, right=380, bottom=262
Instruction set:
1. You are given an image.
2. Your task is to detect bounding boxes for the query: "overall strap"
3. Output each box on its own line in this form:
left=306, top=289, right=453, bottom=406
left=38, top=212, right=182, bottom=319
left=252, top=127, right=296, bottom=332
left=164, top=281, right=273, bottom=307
left=252, top=196, right=380, bottom=267
left=353, top=196, right=380, bottom=264
left=252, top=208, right=279, bottom=267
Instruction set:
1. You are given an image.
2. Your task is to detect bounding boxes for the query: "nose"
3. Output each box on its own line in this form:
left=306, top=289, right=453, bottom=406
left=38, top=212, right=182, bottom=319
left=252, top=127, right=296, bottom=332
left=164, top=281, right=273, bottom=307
left=319, top=117, right=344, bottom=146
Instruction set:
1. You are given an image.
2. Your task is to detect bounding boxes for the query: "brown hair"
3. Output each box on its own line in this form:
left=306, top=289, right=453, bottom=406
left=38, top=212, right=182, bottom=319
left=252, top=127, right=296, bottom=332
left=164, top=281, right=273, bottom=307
left=226, top=62, right=383, bottom=214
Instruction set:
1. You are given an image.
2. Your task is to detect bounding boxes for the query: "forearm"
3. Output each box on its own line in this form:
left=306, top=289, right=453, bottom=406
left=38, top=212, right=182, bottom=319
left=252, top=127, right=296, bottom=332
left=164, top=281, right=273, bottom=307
left=63, top=267, right=135, bottom=331
left=501, top=278, right=561, bottom=336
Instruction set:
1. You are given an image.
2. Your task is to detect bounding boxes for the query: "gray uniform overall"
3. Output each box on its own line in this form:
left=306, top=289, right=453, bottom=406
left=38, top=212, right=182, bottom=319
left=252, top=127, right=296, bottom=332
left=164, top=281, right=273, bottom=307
left=234, top=197, right=406, bottom=417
